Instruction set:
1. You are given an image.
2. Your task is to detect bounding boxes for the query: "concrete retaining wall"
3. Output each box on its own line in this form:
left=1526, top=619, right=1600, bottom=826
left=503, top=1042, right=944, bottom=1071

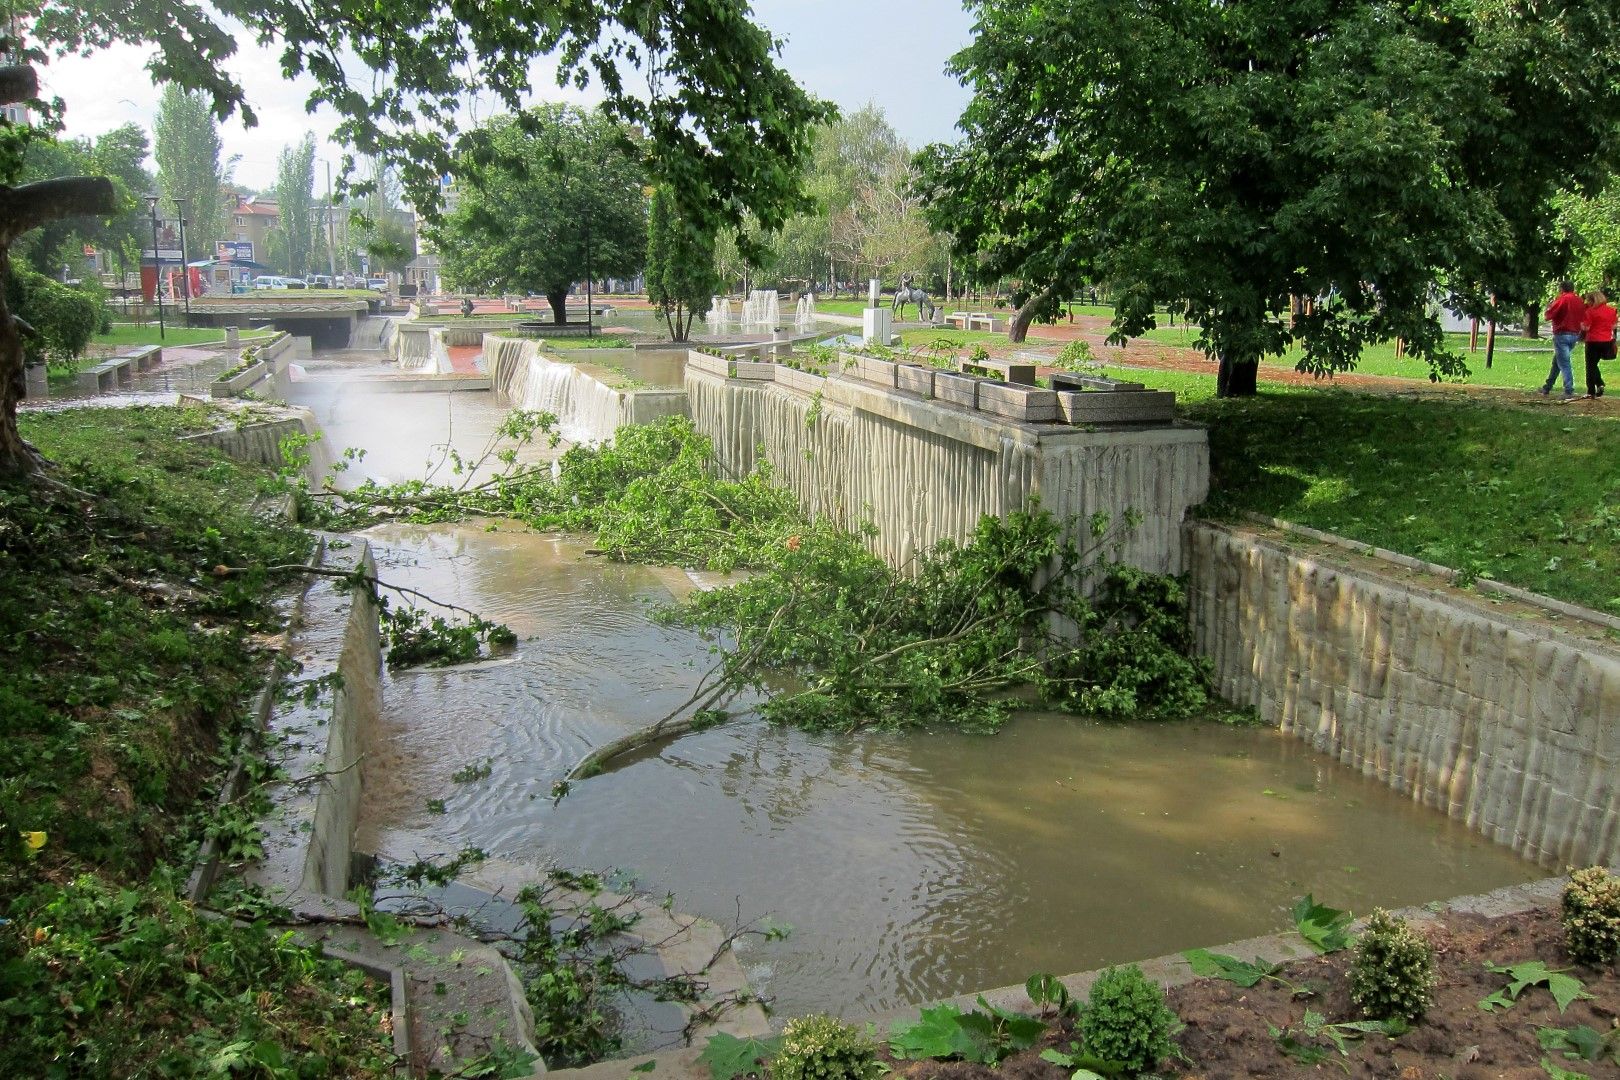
left=487, top=334, right=689, bottom=444
left=685, top=363, right=1209, bottom=575
left=394, top=324, right=433, bottom=368
left=180, top=407, right=331, bottom=483
left=1186, top=521, right=1620, bottom=869
left=210, top=332, right=302, bottom=399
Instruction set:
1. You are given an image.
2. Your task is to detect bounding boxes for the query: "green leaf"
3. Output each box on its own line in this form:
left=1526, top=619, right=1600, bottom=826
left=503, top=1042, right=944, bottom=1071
left=1291, top=894, right=1354, bottom=954
left=630, top=1061, right=657, bottom=1074
left=1182, top=948, right=1279, bottom=987
left=889, top=1004, right=978, bottom=1061
left=1540, top=1059, right=1593, bottom=1080
left=1483, top=961, right=1594, bottom=1014
left=1536, top=1025, right=1614, bottom=1063
left=697, top=1032, right=780, bottom=1080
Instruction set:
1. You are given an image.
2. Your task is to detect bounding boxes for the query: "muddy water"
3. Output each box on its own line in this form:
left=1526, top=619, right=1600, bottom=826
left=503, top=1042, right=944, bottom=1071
left=308, top=378, right=1540, bottom=1021
left=352, top=522, right=1539, bottom=1020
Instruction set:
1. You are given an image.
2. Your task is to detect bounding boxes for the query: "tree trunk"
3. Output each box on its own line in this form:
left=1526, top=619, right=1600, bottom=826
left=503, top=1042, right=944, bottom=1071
left=1216, top=352, right=1260, bottom=397
left=1523, top=306, right=1539, bottom=339
left=1007, top=282, right=1058, bottom=344
left=0, top=245, right=42, bottom=477
left=547, top=287, right=569, bottom=325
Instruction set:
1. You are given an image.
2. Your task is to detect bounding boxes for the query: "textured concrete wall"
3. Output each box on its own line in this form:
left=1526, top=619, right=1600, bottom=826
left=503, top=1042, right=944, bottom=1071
left=1186, top=521, right=1620, bottom=869
left=394, top=325, right=432, bottom=368
left=686, top=366, right=1209, bottom=574
left=181, top=409, right=331, bottom=483
left=487, top=335, right=688, bottom=444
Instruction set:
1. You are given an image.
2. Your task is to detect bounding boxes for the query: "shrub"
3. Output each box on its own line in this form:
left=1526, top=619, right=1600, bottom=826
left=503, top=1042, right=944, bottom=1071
left=1055, top=338, right=1096, bottom=370
left=1561, top=866, right=1620, bottom=967
left=5, top=266, right=102, bottom=367
left=1078, top=965, right=1179, bottom=1076
left=1349, top=908, right=1436, bottom=1021
left=771, top=1014, right=882, bottom=1080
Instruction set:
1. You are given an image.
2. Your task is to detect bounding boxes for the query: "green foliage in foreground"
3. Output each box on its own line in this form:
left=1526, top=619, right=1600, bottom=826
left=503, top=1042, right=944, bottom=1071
left=770, top=1014, right=883, bottom=1080
left=1350, top=909, right=1436, bottom=1022
left=1077, top=965, right=1180, bottom=1077
left=1561, top=866, right=1620, bottom=967
left=329, top=415, right=1214, bottom=731
left=2, top=406, right=396, bottom=1077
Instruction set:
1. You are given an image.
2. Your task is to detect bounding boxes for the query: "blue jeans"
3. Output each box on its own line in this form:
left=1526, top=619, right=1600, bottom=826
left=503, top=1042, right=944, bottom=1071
left=1545, top=331, right=1579, bottom=394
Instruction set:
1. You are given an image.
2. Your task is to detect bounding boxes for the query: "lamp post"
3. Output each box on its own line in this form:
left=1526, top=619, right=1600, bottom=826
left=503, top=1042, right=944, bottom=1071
left=145, top=194, right=165, bottom=341
left=585, top=213, right=593, bottom=338
left=172, top=197, right=191, bottom=323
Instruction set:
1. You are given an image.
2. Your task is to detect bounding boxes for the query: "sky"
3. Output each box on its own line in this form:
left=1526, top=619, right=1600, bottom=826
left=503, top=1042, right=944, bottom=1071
left=42, top=0, right=976, bottom=195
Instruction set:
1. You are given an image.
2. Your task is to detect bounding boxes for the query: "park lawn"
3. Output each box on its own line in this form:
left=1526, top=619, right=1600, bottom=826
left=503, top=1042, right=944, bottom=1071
left=896, top=327, right=1008, bottom=350
left=1136, top=325, right=1560, bottom=390
left=1184, top=388, right=1620, bottom=614
left=94, top=323, right=275, bottom=349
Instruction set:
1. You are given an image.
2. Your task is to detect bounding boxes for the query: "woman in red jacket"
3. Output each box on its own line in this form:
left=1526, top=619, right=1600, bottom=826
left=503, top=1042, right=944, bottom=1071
left=1583, top=290, right=1615, bottom=398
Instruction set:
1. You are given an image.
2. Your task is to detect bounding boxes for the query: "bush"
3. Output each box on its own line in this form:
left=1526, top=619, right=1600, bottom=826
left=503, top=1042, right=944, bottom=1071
left=771, top=1014, right=882, bottom=1080
left=1078, top=965, right=1180, bottom=1076
left=1561, top=866, right=1620, bottom=967
left=1055, top=338, right=1096, bottom=369
left=1349, top=908, right=1436, bottom=1021
left=5, top=266, right=102, bottom=367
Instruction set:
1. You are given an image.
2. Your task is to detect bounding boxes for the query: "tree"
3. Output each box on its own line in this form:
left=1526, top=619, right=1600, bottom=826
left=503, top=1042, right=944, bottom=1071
left=435, top=105, right=646, bottom=322
left=153, top=86, right=225, bottom=260
left=918, top=0, right=1620, bottom=390
left=274, top=134, right=316, bottom=278
left=647, top=186, right=717, bottom=341
left=5, top=0, right=831, bottom=477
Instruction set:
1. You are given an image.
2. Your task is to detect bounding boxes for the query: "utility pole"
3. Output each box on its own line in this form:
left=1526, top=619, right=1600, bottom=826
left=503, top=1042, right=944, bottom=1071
left=325, top=160, right=337, bottom=282
left=145, top=195, right=165, bottom=341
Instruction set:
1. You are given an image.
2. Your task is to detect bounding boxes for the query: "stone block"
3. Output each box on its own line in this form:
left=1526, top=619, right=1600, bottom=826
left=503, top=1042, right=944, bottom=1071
left=1056, top=389, right=1177, bottom=425
left=896, top=363, right=934, bottom=397
left=861, top=306, right=892, bottom=345
left=933, top=371, right=981, bottom=408
left=976, top=381, right=1061, bottom=422
left=1049, top=371, right=1146, bottom=393
left=959, top=357, right=1037, bottom=385
left=774, top=365, right=826, bottom=394
left=686, top=351, right=731, bottom=377
left=849, top=354, right=898, bottom=388
left=731, top=358, right=775, bottom=380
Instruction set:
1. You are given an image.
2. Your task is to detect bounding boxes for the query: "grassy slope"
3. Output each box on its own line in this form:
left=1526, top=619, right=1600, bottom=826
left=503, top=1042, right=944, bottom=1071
left=95, top=323, right=276, bottom=349
left=0, top=407, right=394, bottom=1077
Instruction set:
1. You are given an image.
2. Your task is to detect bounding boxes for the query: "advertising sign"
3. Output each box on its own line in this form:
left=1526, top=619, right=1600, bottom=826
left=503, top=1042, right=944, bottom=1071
left=216, top=240, right=254, bottom=262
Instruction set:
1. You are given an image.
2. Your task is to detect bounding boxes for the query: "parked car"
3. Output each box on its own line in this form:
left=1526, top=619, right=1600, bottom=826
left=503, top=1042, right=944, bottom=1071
left=281, top=278, right=308, bottom=290
left=307, top=274, right=333, bottom=289
left=366, top=277, right=388, bottom=292
left=253, top=275, right=287, bottom=290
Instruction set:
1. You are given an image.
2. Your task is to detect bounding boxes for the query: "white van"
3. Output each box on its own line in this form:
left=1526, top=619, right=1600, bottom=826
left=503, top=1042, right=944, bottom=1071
left=253, top=275, right=287, bottom=290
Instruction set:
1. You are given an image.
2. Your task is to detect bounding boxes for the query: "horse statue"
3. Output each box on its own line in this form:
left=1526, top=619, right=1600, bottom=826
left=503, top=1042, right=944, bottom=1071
left=891, top=273, right=937, bottom=322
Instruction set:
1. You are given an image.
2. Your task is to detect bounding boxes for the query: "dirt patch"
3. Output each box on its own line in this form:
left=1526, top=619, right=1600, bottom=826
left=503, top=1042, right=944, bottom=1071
left=877, top=906, right=1618, bottom=1079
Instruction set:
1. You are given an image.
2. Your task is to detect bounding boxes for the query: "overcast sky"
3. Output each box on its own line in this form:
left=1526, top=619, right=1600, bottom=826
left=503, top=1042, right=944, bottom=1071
left=43, top=0, right=976, bottom=195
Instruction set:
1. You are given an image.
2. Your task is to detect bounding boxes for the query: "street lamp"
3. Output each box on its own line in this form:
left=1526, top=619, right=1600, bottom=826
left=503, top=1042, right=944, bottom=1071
left=145, top=194, right=165, bottom=341
left=171, top=196, right=191, bottom=322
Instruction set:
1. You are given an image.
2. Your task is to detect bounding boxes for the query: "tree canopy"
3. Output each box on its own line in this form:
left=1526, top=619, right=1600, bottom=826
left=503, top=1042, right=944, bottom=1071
left=918, top=0, right=1620, bottom=391
left=33, top=0, right=832, bottom=242
left=647, top=186, right=717, bottom=341
left=274, top=133, right=316, bottom=278
left=435, top=105, right=647, bottom=322
left=153, top=86, right=225, bottom=261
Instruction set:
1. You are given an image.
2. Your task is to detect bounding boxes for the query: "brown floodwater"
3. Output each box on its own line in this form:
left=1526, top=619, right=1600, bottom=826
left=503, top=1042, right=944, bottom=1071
left=307, top=375, right=1541, bottom=1022
left=352, top=522, right=1540, bottom=1021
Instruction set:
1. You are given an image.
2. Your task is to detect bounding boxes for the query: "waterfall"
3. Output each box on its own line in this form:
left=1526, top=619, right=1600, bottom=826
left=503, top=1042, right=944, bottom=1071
left=706, top=296, right=733, bottom=334
left=485, top=336, right=626, bottom=445
left=739, top=290, right=780, bottom=331
left=393, top=325, right=433, bottom=370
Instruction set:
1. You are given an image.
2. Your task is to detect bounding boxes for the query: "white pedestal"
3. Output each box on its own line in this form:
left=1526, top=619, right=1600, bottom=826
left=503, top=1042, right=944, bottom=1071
left=24, top=363, right=47, bottom=400
left=862, top=306, right=892, bottom=346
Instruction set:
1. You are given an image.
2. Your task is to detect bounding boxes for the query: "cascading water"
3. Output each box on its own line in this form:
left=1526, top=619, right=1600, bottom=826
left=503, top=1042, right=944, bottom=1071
left=794, top=292, right=816, bottom=332
left=739, top=290, right=780, bottom=330
left=486, top=336, right=624, bottom=444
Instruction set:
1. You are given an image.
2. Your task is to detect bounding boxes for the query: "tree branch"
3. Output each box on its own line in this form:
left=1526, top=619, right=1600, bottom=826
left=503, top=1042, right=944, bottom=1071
left=0, top=177, right=121, bottom=246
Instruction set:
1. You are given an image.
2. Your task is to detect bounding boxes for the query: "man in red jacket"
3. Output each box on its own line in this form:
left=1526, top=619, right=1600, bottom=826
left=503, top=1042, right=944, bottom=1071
left=1540, top=280, right=1586, bottom=400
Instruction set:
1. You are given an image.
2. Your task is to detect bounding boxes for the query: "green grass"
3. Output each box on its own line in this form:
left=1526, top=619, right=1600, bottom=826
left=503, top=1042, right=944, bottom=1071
left=1136, top=325, right=1561, bottom=390
left=2, top=405, right=397, bottom=1077
left=1184, top=389, right=1620, bottom=612
left=93, top=324, right=275, bottom=349
left=896, top=327, right=1008, bottom=350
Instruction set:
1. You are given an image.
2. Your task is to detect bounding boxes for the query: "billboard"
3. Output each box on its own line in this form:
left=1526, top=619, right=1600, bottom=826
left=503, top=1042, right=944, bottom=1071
left=216, top=240, right=254, bottom=262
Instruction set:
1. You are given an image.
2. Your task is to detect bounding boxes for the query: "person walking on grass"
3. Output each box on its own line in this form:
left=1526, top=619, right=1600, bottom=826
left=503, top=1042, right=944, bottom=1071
left=1541, top=280, right=1587, bottom=400
left=1583, top=289, right=1615, bottom=398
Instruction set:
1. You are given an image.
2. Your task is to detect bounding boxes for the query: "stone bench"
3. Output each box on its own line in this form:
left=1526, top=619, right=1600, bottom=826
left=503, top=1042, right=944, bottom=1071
left=959, top=356, right=1036, bottom=385
left=1049, top=370, right=1145, bottom=393
left=944, top=311, right=972, bottom=330
left=75, top=347, right=160, bottom=393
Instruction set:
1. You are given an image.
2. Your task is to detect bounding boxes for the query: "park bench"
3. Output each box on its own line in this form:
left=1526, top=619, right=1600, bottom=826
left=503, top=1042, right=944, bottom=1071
left=75, top=346, right=161, bottom=394
left=944, top=311, right=972, bottom=329
left=966, top=313, right=999, bottom=331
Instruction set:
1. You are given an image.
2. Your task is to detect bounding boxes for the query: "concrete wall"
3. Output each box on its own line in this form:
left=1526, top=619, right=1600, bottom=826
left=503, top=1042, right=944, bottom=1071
left=487, top=334, right=689, bottom=444
left=685, top=364, right=1209, bottom=574
left=394, top=324, right=432, bottom=368
left=1186, top=521, right=1620, bottom=869
left=180, top=407, right=331, bottom=483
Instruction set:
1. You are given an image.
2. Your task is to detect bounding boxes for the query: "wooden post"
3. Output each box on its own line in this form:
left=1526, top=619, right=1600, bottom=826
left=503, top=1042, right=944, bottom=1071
left=1470, top=318, right=1479, bottom=352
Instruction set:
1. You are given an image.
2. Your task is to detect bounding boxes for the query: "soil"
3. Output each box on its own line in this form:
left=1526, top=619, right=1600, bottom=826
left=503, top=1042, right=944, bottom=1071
left=880, top=906, right=1620, bottom=1079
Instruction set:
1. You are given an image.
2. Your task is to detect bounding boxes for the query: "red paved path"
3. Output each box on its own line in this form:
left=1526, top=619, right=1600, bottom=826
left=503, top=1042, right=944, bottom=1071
left=446, top=344, right=482, bottom=373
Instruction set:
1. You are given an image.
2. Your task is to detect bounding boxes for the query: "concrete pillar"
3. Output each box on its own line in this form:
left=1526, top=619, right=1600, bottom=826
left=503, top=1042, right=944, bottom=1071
left=862, top=306, right=893, bottom=346
left=24, top=363, right=47, bottom=400
left=868, top=278, right=880, bottom=307
left=225, top=326, right=240, bottom=347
